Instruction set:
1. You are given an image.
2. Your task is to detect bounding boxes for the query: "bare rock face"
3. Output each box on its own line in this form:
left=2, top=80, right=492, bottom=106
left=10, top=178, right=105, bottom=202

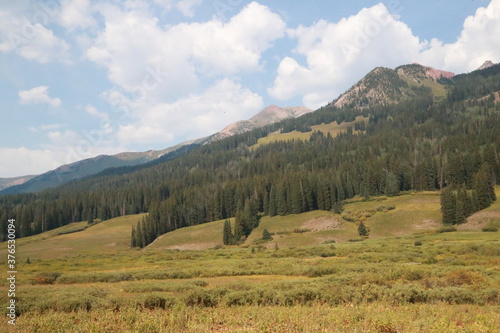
left=477, top=60, right=495, bottom=71
left=209, top=105, right=312, bottom=142
left=331, top=63, right=455, bottom=109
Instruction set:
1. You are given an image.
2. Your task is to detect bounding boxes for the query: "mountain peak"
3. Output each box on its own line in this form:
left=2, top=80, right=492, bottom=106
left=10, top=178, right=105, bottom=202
left=477, top=60, right=495, bottom=71
left=332, top=63, right=455, bottom=109
left=210, top=105, right=312, bottom=142
left=397, top=63, right=455, bottom=80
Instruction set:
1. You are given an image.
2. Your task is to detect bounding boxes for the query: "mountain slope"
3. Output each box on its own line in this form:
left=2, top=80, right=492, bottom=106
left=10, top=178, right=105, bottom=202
left=0, top=175, right=36, bottom=191
left=331, top=63, right=454, bottom=108
left=1, top=105, right=308, bottom=194
left=208, top=105, right=311, bottom=142
left=0, top=144, right=193, bottom=195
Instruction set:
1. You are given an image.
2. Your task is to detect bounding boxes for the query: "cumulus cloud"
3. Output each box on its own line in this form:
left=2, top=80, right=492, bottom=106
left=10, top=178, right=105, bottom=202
left=418, top=0, right=500, bottom=72
left=19, top=86, right=62, bottom=107
left=58, top=0, right=96, bottom=30
left=269, top=3, right=423, bottom=109
left=85, top=1, right=279, bottom=147
left=117, top=79, right=263, bottom=145
left=85, top=104, right=109, bottom=120
left=269, top=0, right=500, bottom=109
left=0, top=147, right=61, bottom=177
left=0, top=9, right=70, bottom=63
left=86, top=1, right=285, bottom=97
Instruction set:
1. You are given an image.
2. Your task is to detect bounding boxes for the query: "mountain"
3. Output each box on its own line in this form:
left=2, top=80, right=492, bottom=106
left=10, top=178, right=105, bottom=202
left=477, top=60, right=495, bottom=71
left=0, top=175, right=36, bottom=191
left=331, top=63, right=454, bottom=108
left=0, top=140, right=204, bottom=195
left=208, top=105, right=312, bottom=142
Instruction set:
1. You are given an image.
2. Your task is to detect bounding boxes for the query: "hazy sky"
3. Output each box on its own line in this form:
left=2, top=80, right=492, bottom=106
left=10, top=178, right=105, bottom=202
left=0, top=0, right=498, bottom=177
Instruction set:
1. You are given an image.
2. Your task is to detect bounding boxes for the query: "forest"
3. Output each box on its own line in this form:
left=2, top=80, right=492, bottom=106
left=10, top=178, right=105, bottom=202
left=1, top=65, right=499, bottom=246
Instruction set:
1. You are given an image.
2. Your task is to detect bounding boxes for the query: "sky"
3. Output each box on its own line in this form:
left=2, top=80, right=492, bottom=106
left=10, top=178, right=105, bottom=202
left=0, top=0, right=499, bottom=178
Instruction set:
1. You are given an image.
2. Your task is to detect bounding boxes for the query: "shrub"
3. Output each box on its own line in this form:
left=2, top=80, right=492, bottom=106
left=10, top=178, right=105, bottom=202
left=482, top=226, right=498, bottom=232
left=184, top=289, right=218, bottom=307
left=438, top=226, right=457, bottom=233
left=307, top=267, right=337, bottom=277
left=414, top=240, right=423, bottom=246
left=341, top=212, right=356, bottom=222
left=143, top=294, right=177, bottom=309
left=319, top=251, right=336, bottom=258
left=32, top=272, right=61, bottom=285
left=348, top=238, right=365, bottom=242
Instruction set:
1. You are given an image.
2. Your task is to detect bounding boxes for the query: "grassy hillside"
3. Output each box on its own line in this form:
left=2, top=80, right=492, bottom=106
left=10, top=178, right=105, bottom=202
left=147, top=218, right=231, bottom=250
left=251, top=116, right=368, bottom=149
left=6, top=214, right=144, bottom=260
left=12, top=188, right=499, bottom=260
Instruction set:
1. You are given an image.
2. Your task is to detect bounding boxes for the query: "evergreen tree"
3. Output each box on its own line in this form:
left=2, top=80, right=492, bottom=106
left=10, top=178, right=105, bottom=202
left=384, top=172, right=399, bottom=197
left=358, top=221, right=369, bottom=237
left=262, top=228, right=272, bottom=240
left=222, top=219, right=234, bottom=245
left=441, top=186, right=457, bottom=224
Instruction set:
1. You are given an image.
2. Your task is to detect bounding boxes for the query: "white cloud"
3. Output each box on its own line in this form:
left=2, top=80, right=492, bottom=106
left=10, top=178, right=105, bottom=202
left=19, top=86, right=62, bottom=107
left=85, top=104, right=109, bottom=120
left=154, top=0, right=203, bottom=17
left=86, top=1, right=285, bottom=97
left=0, top=10, right=70, bottom=63
left=0, top=147, right=61, bottom=177
left=58, top=0, right=96, bottom=30
left=176, top=0, right=203, bottom=17
left=418, top=0, right=500, bottom=72
left=269, top=3, right=422, bottom=109
left=117, top=78, right=263, bottom=145
left=269, top=1, right=500, bottom=109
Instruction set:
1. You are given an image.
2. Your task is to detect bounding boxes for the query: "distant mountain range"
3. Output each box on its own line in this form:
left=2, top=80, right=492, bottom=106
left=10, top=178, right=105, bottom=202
left=0, top=105, right=311, bottom=194
left=0, top=175, right=36, bottom=191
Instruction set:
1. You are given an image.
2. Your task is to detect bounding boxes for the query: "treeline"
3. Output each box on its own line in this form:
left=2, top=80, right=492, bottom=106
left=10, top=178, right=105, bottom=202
left=441, top=164, right=496, bottom=225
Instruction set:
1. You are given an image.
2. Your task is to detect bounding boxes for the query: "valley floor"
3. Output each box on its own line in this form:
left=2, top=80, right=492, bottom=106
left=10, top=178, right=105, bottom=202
left=1, top=189, right=499, bottom=332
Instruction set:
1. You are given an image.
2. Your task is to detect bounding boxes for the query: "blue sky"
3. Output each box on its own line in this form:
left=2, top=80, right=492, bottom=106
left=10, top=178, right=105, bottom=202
left=0, top=0, right=499, bottom=177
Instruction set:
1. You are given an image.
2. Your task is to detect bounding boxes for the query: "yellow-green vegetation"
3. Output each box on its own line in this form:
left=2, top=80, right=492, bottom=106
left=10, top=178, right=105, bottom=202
left=147, top=218, right=233, bottom=250
left=247, top=211, right=358, bottom=247
left=5, top=214, right=144, bottom=260
left=1, top=231, right=499, bottom=332
left=2, top=190, right=500, bottom=332
left=458, top=186, right=500, bottom=231
left=250, top=116, right=368, bottom=149
left=404, top=76, right=448, bottom=99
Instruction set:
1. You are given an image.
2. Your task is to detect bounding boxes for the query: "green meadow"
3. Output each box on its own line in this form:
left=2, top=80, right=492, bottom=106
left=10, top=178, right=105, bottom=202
left=1, top=189, right=499, bottom=332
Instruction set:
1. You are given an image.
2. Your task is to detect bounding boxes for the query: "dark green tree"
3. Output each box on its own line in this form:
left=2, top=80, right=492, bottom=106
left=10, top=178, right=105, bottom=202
left=222, top=219, right=234, bottom=245
left=262, top=228, right=272, bottom=240
left=358, top=221, right=369, bottom=237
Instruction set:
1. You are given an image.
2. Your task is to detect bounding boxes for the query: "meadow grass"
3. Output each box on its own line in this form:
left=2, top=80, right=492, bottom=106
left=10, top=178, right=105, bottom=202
left=1, top=190, right=499, bottom=331
left=250, top=116, right=368, bottom=149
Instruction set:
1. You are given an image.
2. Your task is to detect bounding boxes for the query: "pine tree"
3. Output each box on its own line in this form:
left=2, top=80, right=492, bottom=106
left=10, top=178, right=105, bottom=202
left=223, top=219, right=233, bottom=245
left=358, top=221, right=369, bottom=237
left=384, top=172, right=399, bottom=197
left=262, top=228, right=272, bottom=240
left=131, top=225, right=137, bottom=247
left=441, top=186, right=457, bottom=224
